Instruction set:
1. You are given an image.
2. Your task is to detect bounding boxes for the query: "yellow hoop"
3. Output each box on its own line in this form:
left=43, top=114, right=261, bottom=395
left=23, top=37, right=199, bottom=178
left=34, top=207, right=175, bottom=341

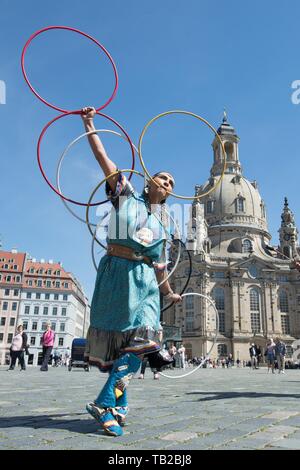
left=138, top=110, right=227, bottom=200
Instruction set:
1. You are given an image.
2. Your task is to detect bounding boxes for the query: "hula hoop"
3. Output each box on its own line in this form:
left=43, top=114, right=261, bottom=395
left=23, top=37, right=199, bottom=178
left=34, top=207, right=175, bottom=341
left=160, top=239, right=192, bottom=314
left=21, top=25, right=118, bottom=113
left=91, top=221, right=106, bottom=270
left=138, top=110, right=227, bottom=200
left=56, top=129, right=140, bottom=226
left=86, top=169, right=182, bottom=286
left=37, top=111, right=135, bottom=206
left=159, top=292, right=219, bottom=379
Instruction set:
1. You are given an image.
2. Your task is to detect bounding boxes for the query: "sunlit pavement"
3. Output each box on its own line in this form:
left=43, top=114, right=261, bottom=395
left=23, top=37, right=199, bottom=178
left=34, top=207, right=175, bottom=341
left=1, top=365, right=300, bottom=450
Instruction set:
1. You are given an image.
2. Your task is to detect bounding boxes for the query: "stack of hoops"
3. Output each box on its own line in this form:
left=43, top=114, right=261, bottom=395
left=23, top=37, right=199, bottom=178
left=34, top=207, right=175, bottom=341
left=22, top=26, right=227, bottom=378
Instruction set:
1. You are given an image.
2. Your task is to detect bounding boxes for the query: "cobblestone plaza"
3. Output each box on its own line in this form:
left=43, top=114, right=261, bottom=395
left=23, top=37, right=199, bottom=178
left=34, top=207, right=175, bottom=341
left=1, top=366, right=300, bottom=450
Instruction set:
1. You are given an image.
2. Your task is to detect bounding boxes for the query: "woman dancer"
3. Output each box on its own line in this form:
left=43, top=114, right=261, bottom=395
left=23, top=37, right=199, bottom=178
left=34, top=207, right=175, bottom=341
left=82, top=107, right=182, bottom=436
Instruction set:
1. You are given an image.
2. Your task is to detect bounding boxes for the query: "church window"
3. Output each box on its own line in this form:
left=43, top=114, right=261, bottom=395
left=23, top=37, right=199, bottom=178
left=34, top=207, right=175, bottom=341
left=236, top=197, right=245, bottom=213
left=218, top=344, right=227, bottom=357
left=185, top=312, right=194, bottom=332
left=225, top=142, right=234, bottom=160
left=281, top=315, right=290, bottom=335
left=242, top=239, right=252, bottom=253
left=185, top=289, right=194, bottom=331
left=250, top=288, right=261, bottom=333
left=212, top=288, right=225, bottom=333
left=279, top=290, right=289, bottom=313
left=218, top=312, right=226, bottom=334
left=206, top=200, right=214, bottom=214
left=185, top=288, right=194, bottom=310
left=261, top=202, right=266, bottom=218
left=248, top=264, right=258, bottom=278
left=213, top=287, right=225, bottom=310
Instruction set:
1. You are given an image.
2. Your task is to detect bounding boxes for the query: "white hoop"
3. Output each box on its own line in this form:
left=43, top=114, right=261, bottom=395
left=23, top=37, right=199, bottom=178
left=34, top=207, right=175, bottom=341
left=56, top=129, right=139, bottom=226
left=159, top=292, right=219, bottom=379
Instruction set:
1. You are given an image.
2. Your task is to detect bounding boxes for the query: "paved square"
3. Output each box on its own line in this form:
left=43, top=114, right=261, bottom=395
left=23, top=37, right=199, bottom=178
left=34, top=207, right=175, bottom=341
left=1, top=366, right=300, bottom=450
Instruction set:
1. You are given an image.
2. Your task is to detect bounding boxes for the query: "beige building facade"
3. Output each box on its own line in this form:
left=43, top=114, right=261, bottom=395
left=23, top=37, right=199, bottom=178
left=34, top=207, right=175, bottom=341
left=164, top=114, right=300, bottom=361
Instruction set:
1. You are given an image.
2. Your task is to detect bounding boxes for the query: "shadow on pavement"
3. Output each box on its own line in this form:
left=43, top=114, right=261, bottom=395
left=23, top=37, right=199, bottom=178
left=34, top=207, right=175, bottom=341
left=186, top=391, right=300, bottom=401
left=0, top=413, right=107, bottom=435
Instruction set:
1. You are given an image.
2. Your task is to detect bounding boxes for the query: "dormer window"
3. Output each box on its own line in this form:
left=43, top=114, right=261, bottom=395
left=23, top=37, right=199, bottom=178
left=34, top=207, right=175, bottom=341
left=206, top=200, right=215, bottom=214
left=235, top=196, right=245, bottom=213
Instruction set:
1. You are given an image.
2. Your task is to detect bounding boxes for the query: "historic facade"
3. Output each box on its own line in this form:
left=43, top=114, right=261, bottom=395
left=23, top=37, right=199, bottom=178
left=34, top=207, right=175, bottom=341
left=0, top=250, right=90, bottom=366
left=164, top=114, right=300, bottom=361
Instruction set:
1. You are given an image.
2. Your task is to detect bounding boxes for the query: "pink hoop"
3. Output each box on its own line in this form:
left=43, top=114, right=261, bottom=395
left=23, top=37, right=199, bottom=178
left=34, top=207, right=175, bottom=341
left=37, top=111, right=136, bottom=206
left=21, top=25, right=118, bottom=113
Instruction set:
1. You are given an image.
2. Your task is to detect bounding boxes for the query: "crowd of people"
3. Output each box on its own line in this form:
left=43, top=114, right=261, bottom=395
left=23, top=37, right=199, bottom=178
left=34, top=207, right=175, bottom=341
left=7, top=322, right=296, bottom=375
left=7, top=321, right=71, bottom=371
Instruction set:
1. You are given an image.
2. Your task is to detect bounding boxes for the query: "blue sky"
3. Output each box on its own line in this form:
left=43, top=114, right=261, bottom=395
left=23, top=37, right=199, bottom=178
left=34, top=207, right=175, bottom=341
left=0, top=0, right=300, bottom=300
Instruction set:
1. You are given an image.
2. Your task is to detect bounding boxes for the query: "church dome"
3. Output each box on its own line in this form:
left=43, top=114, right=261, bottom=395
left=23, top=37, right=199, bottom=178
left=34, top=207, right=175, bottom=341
left=200, top=173, right=268, bottom=233
left=194, top=113, right=270, bottom=236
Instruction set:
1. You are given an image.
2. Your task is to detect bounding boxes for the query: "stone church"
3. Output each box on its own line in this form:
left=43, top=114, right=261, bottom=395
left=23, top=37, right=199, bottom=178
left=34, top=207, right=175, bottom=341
left=164, top=113, right=300, bottom=362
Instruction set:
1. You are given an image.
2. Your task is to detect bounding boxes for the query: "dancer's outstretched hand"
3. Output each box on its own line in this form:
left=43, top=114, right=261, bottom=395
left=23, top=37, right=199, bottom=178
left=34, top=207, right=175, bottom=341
left=81, top=106, right=96, bottom=122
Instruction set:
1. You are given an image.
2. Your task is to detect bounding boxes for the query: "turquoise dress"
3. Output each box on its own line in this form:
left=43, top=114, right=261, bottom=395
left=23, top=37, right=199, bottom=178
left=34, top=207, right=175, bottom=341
left=85, top=174, right=168, bottom=369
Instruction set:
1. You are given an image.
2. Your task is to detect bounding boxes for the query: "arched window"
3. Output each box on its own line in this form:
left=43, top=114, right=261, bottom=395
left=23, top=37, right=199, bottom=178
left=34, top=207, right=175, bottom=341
left=185, top=288, right=194, bottom=332
left=225, top=142, right=234, bottom=160
left=185, top=288, right=194, bottom=310
left=206, top=200, right=215, bottom=214
left=213, top=287, right=225, bottom=310
left=212, top=288, right=225, bottom=333
left=218, top=344, right=227, bottom=357
left=250, top=288, right=261, bottom=333
left=279, top=290, right=289, bottom=313
left=242, top=239, right=252, bottom=253
left=281, top=315, right=290, bottom=335
left=236, top=197, right=245, bottom=213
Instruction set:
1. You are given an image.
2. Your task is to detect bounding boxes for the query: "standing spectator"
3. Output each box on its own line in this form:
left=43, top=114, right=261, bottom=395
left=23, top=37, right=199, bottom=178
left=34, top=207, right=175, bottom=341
left=168, top=343, right=177, bottom=369
left=275, top=337, right=286, bottom=374
left=8, top=325, right=27, bottom=371
left=236, top=358, right=241, bottom=368
left=40, top=322, right=55, bottom=372
left=249, top=343, right=258, bottom=369
left=178, top=344, right=186, bottom=369
left=256, top=345, right=262, bottom=368
left=265, top=338, right=276, bottom=374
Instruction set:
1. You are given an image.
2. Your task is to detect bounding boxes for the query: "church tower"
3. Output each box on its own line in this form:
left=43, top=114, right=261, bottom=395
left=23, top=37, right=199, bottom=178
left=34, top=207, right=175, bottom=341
left=211, top=110, right=242, bottom=177
left=278, top=197, right=299, bottom=259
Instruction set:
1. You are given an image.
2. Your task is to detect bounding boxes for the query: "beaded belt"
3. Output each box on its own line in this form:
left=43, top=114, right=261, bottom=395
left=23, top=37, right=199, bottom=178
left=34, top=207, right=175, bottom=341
left=107, top=244, right=152, bottom=265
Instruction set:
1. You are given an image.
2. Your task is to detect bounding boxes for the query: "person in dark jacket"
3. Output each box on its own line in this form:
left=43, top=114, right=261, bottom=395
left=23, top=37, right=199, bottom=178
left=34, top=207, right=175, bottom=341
left=249, top=343, right=259, bottom=369
left=8, top=325, right=28, bottom=371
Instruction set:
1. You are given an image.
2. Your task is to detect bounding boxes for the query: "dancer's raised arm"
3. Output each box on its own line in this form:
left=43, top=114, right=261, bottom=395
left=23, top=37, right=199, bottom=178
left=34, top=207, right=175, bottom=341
left=81, top=106, right=118, bottom=191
